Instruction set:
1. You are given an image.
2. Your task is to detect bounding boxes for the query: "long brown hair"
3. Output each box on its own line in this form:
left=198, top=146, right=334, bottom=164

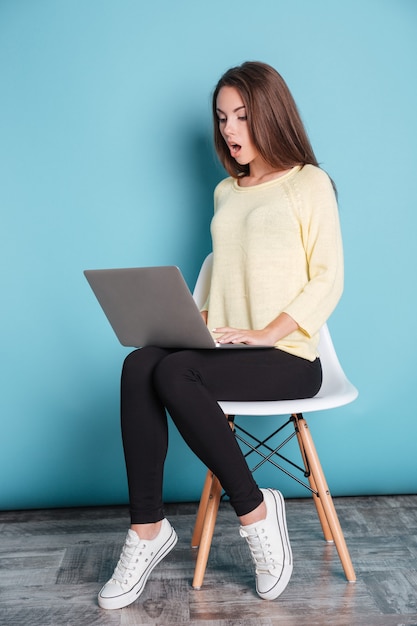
left=212, top=61, right=319, bottom=178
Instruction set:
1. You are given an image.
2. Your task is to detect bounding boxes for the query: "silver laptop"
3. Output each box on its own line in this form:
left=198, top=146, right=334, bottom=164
left=84, top=266, right=268, bottom=349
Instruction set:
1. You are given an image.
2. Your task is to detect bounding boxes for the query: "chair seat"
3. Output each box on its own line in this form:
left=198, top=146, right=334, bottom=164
left=219, top=379, right=357, bottom=415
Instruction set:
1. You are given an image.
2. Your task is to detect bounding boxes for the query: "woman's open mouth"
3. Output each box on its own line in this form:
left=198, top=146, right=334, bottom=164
left=229, top=143, right=241, bottom=158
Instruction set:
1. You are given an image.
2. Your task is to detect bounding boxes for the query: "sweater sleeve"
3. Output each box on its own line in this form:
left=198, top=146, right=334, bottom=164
left=283, top=168, right=344, bottom=337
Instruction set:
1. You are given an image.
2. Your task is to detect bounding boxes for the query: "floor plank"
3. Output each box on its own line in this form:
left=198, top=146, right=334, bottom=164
left=1, top=496, right=417, bottom=625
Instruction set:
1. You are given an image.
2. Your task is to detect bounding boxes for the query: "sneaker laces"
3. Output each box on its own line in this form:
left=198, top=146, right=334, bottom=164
left=240, top=526, right=281, bottom=575
left=111, top=533, right=151, bottom=585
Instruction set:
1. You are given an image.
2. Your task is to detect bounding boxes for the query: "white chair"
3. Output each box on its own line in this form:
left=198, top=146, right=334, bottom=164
left=191, top=253, right=358, bottom=589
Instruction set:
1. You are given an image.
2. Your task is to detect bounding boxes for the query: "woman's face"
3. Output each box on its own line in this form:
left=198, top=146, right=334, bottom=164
left=216, top=86, right=259, bottom=167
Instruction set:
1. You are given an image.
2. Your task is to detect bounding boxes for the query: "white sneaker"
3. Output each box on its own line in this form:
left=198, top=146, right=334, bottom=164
left=239, top=488, right=293, bottom=600
left=98, top=518, right=178, bottom=610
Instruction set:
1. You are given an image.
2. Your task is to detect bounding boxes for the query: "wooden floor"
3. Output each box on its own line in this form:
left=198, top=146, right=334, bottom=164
left=1, top=495, right=417, bottom=625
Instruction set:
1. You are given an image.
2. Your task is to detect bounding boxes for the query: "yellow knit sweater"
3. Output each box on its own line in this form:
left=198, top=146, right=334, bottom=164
left=205, top=165, right=344, bottom=361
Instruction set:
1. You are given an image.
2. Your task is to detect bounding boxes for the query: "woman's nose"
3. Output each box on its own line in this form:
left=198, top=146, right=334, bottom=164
left=223, top=118, right=235, bottom=135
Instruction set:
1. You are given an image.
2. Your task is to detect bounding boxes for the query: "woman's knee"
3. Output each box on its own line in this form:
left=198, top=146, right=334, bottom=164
left=122, top=347, right=170, bottom=383
left=153, top=351, right=202, bottom=396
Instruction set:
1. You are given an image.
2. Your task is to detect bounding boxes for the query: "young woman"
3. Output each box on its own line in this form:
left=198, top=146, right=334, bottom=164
left=98, top=61, right=343, bottom=609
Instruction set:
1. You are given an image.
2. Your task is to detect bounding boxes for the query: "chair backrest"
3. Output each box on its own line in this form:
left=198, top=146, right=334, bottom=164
left=193, top=253, right=358, bottom=413
left=193, top=253, right=213, bottom=310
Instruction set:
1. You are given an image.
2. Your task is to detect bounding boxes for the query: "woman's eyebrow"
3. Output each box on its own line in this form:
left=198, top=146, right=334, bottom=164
left=216, top=105, right=246, bottom=115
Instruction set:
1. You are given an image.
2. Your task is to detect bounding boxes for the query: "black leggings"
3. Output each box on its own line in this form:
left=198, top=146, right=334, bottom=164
left=121, top=346, right=322, bottom=523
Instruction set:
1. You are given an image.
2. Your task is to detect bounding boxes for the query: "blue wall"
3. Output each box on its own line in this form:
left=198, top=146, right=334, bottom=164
left=1, top=0, right=416, bottom=510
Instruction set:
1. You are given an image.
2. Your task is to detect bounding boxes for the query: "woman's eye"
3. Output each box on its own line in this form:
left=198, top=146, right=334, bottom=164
left=238, top=115, right=247, bottom=121
left=218, top=118, right=226, bottom=124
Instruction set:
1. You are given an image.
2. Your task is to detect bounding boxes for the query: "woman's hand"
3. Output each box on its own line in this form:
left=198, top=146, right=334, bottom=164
left=213, top=326, right=277, bottom=346
left=213, top=313, right=299, bottom=346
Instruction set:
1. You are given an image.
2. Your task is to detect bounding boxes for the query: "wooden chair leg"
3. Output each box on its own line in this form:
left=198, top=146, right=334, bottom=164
left=293, top=415, right=334, bottom=543
left=191, top=469, right=215, bottom=548
left=308, top=471, right=335, bottom=543
left=192, top=472, right=222, bottom=589
left=295, top=415, right=356, bottom=582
